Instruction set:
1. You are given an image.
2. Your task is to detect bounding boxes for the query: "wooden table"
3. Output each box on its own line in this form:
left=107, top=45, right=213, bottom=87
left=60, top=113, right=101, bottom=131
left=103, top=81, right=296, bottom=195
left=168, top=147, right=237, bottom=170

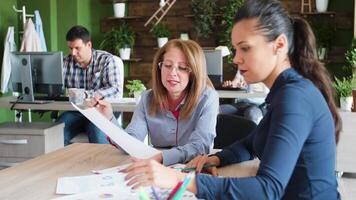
left=0, top=96, right=136, bottom=112
left=217, top=90, right=267, bottom=99
left=0, top=143, right=258, bottom=200
left=0, top=144, right=129, bottom=200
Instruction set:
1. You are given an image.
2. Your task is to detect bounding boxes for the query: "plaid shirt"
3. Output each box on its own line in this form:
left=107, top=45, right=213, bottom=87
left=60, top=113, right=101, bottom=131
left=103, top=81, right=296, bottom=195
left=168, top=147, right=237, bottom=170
left=63, top=49, right=122, bottom=98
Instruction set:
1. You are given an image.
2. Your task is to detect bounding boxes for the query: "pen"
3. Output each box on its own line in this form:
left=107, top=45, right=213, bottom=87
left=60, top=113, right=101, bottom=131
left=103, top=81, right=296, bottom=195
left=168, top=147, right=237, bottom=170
left=167, top=181, right=183, bottom=200
left=171, top=173, right=194, bottom=200
left=151, top=186, right=160, bottom=200
left=94, top=96, right=105, bottom=107
left=177, top=163, right=217, bottom=172
left=138, top=187, right=151, bottom=200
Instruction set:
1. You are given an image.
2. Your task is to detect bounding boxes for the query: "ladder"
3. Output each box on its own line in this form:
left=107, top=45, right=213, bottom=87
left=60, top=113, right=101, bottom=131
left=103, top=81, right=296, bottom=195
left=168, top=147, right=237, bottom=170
left=144, top=0, right=176, bottom=27
left=300, top=0, right=312, bottom=13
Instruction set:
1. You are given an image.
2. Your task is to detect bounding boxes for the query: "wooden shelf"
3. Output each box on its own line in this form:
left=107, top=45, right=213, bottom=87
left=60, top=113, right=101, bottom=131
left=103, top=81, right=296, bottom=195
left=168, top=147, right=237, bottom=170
left=122, top=58, right=142, bottom=62
left=105, top=16, right=143, bottom=20
left=99, top=0, right=127, bottom=3
left=298, top=11, right=336, bottom=18
left=184, top=14, right=223, bottom=18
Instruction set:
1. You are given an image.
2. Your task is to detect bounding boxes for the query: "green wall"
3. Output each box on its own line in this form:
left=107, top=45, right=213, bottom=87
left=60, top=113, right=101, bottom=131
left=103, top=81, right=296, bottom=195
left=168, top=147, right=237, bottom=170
left=0, top=0, right=18, bottom=122
left=0, top=0, right=112, bottom=122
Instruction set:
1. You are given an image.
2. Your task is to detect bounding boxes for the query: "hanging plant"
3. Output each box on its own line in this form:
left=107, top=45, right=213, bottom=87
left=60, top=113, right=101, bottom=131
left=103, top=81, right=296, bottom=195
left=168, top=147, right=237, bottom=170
left=191, top=0, right=216, bottom=38
left=218, top=0, right=245, bottom=63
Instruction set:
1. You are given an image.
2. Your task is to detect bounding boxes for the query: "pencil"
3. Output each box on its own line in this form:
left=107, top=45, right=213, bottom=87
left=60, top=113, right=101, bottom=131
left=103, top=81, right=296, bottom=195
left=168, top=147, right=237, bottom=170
left=151, top=186, right=160, bottom=200
left=138, top=187, right=151, bottom=200
left=94, top=96, right=105, bottom=107
left=171, top=173, right=194, bottom=200
left=167, top=181, right=183, bottom=200
left=178, top=163, right=217, bottom=172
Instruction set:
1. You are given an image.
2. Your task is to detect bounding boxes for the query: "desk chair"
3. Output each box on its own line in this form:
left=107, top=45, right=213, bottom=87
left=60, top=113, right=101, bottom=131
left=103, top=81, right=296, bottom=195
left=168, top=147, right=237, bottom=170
left=214, top=114, right=257, bottom=149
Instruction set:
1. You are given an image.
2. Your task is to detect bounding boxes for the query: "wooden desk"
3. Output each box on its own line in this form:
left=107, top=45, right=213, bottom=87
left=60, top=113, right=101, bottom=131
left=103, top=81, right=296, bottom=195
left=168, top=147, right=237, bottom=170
left=0, top=96, right=136, bottom=112
left=0, top=143, right=258, bottom=200
left=0, top=143, right=129, bottom=200
left=217, top=90, right=267, bottom=99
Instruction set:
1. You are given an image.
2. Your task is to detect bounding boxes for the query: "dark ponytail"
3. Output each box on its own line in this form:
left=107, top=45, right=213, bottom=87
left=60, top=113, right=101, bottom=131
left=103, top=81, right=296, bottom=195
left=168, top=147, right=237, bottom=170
left=291, top=18, right=341, bottom=143
left=234, top=0, right=341, bottom=142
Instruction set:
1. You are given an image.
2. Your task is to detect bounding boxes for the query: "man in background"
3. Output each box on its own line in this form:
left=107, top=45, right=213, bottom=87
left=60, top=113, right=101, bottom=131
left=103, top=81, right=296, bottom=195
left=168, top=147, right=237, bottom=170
left=58, top=25, right=123, bottom=145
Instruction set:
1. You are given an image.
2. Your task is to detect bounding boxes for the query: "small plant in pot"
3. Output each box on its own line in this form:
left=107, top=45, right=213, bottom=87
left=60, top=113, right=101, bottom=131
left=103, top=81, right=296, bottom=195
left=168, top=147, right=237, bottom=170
left=100, top=23, right=135, bottom=60
left=345, top=38, right=356, bottom=111
left=151, top=23, right=171, bottom=48
left=113, top=1, right=126, bottom=18
left=310, top=21, right=335, bottom=60
left=125, top=80, right=146, bottom=103
left=333, top=75, right=356, bottom=111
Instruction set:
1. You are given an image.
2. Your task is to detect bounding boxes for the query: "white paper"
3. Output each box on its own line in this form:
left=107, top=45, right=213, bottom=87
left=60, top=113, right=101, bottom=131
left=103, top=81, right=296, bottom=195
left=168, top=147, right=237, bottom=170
left=53, top=186, right=136, bottom=200
left=54, top=184, right=197, bottom=200
left=56, top=174, right=129, bottom=195
left=71, top=103, right=160, bottom=159
left=92, top=163, right=131, bottom=175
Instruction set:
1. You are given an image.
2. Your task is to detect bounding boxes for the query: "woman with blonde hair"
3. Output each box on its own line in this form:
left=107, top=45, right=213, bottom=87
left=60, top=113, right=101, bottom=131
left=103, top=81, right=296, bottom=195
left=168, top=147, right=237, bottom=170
left=95, top=39, right=219, bottom=166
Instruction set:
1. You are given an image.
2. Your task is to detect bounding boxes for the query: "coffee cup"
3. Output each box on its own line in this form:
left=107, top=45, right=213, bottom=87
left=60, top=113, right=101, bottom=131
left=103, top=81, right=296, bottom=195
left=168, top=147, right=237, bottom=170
left=68, top=88, right=85, bottom=105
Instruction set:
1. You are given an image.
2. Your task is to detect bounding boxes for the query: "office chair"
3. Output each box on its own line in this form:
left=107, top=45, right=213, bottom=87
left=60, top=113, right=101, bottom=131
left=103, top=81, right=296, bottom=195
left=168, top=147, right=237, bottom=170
left=214, top=114, right=257, bottom=149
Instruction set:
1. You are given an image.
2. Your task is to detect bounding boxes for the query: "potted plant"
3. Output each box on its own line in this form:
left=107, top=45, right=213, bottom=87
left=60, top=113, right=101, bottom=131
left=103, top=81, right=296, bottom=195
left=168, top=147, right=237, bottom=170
left=345, top=38, right=356, bottom=111
left=316, top=0, right=329, bottom=12
left=333, top=75, right=356, bottom=111
left=191, top=0, right=216, bottom=38
left=125, top=80, right=146, bottom=103
left=151, top=23, right=171, bottom=48
left=113, top=1, right=126, bottom=18
left=310, top=21, right=335, bottom=60
left=217, top=0, right=244, bottom=63
left=100, top=23, right=135, bottom=60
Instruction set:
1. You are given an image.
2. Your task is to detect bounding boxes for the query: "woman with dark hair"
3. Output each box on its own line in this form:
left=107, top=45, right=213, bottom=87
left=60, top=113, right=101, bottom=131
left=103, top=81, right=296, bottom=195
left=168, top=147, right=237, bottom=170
left=121, top=0, right=341, bottom=199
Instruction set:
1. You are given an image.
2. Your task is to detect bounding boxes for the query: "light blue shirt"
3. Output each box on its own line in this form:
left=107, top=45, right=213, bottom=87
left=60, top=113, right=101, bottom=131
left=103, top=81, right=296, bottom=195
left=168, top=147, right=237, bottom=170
left=34, top=10, right=47, bottom=51
left=125, top=87, right=219, bottom=166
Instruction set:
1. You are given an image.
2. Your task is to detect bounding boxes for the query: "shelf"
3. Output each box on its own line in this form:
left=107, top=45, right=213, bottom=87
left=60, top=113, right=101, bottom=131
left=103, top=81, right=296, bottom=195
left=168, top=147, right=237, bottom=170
left=122, top=58, right=142, bottom=62
left=298, top=11, right=336, bottom=18
left=184, top=14, right=223, bottom=18
left=105, top=16, right=143, bottom=20
left=99, top=0, right=127, bottom=3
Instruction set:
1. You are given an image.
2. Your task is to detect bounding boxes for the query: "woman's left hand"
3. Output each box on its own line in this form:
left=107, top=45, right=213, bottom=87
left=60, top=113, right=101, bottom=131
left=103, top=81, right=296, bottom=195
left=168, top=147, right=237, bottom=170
left=122, top=159, right=185, bottom=189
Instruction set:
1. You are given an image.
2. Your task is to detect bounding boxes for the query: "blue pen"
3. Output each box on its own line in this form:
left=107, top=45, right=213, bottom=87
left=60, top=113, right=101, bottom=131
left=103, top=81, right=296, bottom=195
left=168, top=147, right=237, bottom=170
left=151, top=186, right=160, bottom=200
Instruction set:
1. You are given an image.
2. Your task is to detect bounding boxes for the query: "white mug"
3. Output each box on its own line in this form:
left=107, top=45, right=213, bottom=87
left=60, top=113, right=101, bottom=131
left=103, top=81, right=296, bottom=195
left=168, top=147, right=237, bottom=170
left=68, top=88, right=85, bottom=105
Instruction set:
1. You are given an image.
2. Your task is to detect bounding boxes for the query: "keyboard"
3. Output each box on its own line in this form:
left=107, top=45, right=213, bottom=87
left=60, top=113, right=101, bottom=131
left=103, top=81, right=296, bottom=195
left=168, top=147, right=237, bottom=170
left=35, top=96, right=69, bottom=102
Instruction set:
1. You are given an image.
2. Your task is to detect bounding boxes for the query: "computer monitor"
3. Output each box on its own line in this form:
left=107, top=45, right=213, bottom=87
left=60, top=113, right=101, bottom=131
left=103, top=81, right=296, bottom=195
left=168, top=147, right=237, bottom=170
left=10, top=51, right=64, bottom=102
left=203, top=49, right=223, bottom=85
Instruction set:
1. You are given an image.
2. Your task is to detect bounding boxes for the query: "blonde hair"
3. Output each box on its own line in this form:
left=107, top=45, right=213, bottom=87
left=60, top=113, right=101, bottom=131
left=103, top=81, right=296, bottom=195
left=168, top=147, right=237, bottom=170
left=149, top=39, right=213, bottom=119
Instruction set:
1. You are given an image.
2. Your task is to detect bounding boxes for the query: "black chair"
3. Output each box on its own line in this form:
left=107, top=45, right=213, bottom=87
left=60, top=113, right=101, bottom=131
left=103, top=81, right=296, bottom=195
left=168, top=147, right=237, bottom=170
left=214, top=114, right=257, bottom=149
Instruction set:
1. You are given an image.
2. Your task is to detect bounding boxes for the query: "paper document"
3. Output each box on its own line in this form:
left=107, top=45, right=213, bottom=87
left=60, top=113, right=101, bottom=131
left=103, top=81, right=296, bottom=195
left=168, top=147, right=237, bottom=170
left=92, top=163, right=131, bottom=175
left=56, top=174, right=129, bottom=195
left=72, top=103, right=160, bottom=159
left=53, top=186, right=136, bottom=200
left=53, top=185, right=197, bottom=200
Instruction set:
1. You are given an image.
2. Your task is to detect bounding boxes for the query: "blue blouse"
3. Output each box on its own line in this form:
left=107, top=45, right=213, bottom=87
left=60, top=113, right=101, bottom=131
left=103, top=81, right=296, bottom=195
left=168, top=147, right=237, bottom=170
left=196, top=68, right=339, bottom=199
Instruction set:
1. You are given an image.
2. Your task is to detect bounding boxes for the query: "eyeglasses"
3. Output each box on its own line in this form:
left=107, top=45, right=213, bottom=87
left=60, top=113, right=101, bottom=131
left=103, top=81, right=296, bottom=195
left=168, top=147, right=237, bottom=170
left=158, top=62, right=192, bottom=74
